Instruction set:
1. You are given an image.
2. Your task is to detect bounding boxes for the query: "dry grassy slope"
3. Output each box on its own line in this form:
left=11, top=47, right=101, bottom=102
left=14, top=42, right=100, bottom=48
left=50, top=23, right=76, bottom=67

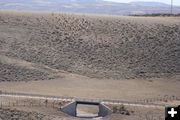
left=0, top=55, right=60, bottom=81
left=0, top=11, right=180, bottom=80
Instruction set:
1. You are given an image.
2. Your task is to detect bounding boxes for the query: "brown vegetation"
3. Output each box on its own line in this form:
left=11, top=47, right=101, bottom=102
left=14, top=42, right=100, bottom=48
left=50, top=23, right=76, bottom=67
left=0, top=11, right=180, bottom=81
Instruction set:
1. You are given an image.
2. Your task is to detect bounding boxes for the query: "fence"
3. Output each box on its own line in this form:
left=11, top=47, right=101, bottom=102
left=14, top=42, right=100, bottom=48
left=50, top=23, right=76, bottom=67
left=0, top=91, right=180, bottom=109
left=0, top=91, right=69, bottom=109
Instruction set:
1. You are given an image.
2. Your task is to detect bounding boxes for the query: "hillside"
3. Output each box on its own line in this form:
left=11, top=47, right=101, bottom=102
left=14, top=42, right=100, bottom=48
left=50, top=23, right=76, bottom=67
left=0, top=11, right=180, bottom=81
left=0, top=55, right=59, bottom=81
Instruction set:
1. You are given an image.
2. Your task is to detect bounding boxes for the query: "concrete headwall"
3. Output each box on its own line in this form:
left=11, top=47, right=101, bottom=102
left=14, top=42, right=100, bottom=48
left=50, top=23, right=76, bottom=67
left=61, top=101, right=77, bottom=116
left=99, top=103, right=112, bottom=117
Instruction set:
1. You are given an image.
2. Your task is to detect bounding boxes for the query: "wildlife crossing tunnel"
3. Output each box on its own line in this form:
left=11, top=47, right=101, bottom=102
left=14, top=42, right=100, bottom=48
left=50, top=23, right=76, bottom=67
left=61, top=100, right=112, bottom=118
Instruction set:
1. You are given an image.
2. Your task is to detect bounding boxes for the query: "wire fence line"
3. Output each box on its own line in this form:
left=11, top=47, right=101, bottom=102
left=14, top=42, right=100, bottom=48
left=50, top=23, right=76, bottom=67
left=0, top=97, right=64, bottom=109
left=0, top=91, right=179, bottom=108
left=0, top=91, right=70, bottom=109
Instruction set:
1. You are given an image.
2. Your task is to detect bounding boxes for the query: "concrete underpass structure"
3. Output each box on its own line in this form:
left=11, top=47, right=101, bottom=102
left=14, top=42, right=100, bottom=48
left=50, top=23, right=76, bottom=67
left=61, top=100, right=112, bottom=118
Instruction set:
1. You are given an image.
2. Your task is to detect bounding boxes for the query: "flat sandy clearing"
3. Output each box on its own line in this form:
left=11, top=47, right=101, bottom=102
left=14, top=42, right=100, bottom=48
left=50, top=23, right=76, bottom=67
left=0, top=73, right=179, bottom=101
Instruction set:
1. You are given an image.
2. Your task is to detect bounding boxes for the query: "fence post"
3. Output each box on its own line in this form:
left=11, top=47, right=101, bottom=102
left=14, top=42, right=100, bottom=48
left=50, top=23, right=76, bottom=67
left=23, top=101, right=25, bottom=107
left=45, top=99, right=48, bottom=107
left=39, top=99, right=41, bottom=107
left=8, top=101, right=10, bottom=107
left=53, top=100, right=55, bottom=108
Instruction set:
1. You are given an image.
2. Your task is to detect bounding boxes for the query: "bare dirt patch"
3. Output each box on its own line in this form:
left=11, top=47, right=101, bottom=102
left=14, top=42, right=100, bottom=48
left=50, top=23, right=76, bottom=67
left=0, top=74, right=180, bottom=101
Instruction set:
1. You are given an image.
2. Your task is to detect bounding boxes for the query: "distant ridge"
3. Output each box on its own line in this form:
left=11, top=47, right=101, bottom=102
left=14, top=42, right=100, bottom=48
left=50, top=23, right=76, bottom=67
left=129, top=1, right=170, bottom=7
left=0, top=0, right=180, bottom=15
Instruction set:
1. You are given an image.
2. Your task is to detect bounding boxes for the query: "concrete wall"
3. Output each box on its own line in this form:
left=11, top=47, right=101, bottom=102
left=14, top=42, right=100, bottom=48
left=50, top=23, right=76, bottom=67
left=99, top=103, right=112, bottom=117
left=61, top=101, right=77, bottom=116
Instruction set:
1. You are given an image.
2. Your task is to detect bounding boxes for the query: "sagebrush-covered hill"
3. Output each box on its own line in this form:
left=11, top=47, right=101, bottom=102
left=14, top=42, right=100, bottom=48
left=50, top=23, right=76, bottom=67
left=0, top=11, right=180, bottom=81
